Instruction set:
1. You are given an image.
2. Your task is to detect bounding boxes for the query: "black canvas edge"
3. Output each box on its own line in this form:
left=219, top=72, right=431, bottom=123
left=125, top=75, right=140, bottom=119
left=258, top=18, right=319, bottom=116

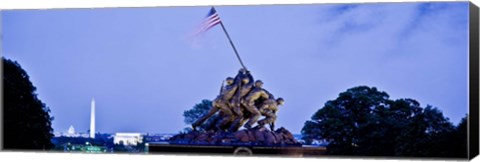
left=469, top=1, right=480, bottom=160
left=0, top=11, right=4, bottom=151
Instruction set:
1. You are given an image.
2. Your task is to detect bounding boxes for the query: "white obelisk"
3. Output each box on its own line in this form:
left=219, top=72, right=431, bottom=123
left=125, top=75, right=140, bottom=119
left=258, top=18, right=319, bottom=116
left=90, top=98, right=95, bottom=138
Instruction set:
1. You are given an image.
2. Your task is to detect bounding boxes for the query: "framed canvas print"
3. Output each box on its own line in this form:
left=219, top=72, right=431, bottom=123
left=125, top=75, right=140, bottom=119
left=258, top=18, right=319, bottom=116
left=1, top=0, right=479, bottom=161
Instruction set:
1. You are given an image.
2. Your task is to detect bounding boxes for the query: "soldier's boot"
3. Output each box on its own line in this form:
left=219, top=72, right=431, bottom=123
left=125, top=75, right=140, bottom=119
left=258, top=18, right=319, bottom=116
left=192, top=124, right=197, bottom=131
left=254, top=120, right=266, bottom=130
left=257, top=120, right=266, bottom=126
left=228, top=117, right=241, bottom=132
left=244, top=123, right=252, bottom=129
left=269, top=124, right=275, bottom=132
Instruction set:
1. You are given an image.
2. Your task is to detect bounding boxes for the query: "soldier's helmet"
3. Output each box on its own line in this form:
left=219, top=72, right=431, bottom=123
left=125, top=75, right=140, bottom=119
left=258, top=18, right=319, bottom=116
left=226, top=77, right=235, bottom=85
left=276, top=97, right=285, bottom=105
left=255, top=80, right=263, bottom=88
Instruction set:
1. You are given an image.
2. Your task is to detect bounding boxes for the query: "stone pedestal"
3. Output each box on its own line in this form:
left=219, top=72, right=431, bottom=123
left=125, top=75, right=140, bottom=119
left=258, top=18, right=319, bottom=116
left=169, top=127, right=300, bottom=146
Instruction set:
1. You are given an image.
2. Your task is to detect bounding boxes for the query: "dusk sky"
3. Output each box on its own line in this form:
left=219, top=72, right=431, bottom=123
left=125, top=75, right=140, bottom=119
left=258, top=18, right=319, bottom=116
left=1, top=2, right=469, bottom=134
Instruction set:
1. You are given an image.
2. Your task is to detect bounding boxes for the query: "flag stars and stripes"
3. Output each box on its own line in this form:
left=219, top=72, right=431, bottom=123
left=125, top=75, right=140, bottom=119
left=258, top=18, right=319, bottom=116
left=194, top=7, right=222, bottom=36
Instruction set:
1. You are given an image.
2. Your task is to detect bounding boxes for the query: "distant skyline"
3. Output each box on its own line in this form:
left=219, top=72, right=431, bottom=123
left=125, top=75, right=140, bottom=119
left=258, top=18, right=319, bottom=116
left=2, top=2, right=469, bottom=134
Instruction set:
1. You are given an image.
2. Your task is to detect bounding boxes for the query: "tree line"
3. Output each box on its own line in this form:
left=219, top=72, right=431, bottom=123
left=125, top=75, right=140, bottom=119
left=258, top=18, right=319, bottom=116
left=301, top=86, right=467, bottom=158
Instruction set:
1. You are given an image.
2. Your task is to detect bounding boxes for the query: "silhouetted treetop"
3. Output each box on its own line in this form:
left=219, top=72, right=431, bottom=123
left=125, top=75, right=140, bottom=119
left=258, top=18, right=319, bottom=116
left=3, top=57, right=54, bottom=150
left=302, top=85, right=466, bottom=158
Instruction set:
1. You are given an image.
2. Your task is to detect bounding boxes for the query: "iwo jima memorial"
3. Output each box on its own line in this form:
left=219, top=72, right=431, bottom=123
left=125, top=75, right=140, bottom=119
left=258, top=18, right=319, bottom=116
left=149, top=68, right=326, bottom=156
left=148, top=7, right=326, bottom=156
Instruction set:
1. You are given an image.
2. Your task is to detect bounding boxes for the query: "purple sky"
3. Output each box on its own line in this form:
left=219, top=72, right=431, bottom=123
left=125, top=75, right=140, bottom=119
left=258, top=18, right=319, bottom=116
left=2, top=2, right=469, bottom=134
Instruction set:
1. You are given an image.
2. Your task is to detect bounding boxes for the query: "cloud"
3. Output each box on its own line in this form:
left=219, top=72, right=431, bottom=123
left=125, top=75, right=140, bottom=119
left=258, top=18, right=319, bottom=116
left=301, top=2, right=469, bottom=124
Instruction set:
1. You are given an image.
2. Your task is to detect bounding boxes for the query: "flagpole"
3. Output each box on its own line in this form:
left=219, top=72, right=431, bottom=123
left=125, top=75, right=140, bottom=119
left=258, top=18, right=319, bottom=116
left=216, top=11, right=247, bottom=70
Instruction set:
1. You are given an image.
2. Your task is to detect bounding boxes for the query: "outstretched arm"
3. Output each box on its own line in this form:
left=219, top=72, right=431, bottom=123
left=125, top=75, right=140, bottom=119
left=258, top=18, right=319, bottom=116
left=263, top=89, right=275, bottom=99
left=246, top=71, right=254, bottom=86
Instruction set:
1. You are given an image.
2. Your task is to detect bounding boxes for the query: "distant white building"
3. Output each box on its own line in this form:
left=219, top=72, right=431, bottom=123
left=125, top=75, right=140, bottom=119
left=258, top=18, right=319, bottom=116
left=53, top=125, right=76, bottom=137
left=54, top=125, right=90, bottom=138
left=113, top=133, right=143, bottom=146
left=67, top=125, right=75, bottom=135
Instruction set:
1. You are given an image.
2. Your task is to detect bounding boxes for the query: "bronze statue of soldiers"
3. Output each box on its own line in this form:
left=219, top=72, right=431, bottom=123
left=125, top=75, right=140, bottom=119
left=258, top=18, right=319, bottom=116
left=192, top=77, right=237, bottom=131
left=192, top=68, right=285, bottom=132
left=257, top=97, right=284, bottom=131
left=242, top=80, right=270, bottom=129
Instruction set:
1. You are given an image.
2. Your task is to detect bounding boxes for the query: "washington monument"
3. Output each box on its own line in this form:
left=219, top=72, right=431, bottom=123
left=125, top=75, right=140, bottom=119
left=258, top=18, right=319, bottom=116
left=90, top=98, right=95, bottom=138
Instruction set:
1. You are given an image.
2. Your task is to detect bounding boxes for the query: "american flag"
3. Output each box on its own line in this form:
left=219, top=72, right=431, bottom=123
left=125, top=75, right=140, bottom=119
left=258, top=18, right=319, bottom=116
left=193, top=7, right=222, bottom=36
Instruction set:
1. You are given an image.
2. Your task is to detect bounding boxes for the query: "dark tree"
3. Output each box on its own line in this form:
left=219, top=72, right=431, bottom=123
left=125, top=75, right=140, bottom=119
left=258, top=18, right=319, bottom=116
left=393, top=105, right=455, bottom=157
left=3, top=57, right=54, bottom=150
left=370, top=98, right=423, bottom=156
left=300, top=120, right=321, bottom=144
left=302, top=86, right=389, bottom=155
left=113, top=141, right=128, bottom=152
left=450, top=115, right=468, bottom=157
left=302, top=86, right=465, bottom=158
left=182, top=99, right=217, bottom=131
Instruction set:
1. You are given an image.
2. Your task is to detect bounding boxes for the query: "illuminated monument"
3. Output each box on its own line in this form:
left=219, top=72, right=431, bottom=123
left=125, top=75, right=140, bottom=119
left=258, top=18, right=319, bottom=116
left=168, top=69, right=299, bottom=146
left=90, top=98, right=95, bottom=138
left=148, top=69, right=323, bottom=156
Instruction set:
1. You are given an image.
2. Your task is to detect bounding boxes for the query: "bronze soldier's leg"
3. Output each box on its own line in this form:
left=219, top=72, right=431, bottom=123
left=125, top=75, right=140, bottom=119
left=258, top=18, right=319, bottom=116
left=231, top=99, right=243, bottom=123
left=233, top=118, right=248, bottom=131
left=244, top=102, right=261, bottom=129
left=232, top=105, right=244, bottom=117
left=258, top=111, right=276, bottom=126
left=192, top=106, right=219, bottom=127
left=228, top=105, right=244, bottom=131
left=205, top=111, right=224, bottom=131
left=215, top=102, right=235, bottom=130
